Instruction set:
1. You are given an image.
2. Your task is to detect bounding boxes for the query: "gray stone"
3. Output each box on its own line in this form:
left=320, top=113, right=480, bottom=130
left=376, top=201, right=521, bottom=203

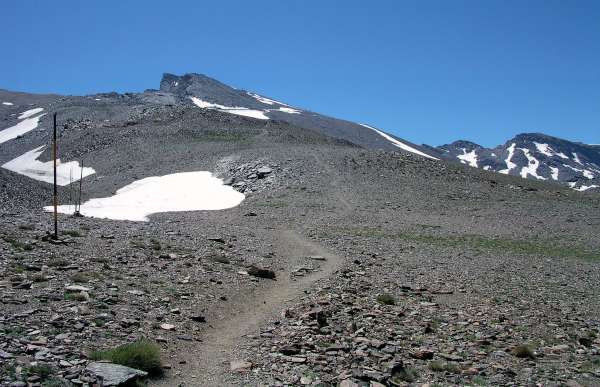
left=86, top=362, right=147, bottom=386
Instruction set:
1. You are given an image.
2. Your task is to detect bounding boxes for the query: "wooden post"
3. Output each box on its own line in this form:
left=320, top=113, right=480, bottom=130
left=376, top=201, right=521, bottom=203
left=53, top=113, right=58, bottom=240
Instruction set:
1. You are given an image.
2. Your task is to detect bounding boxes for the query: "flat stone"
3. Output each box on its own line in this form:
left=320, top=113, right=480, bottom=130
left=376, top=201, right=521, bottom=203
left=230, top=360, right=252, bottom=372
left=86, top=362, right=147, bottom=386
left=65, top=285, right=91, bottom=292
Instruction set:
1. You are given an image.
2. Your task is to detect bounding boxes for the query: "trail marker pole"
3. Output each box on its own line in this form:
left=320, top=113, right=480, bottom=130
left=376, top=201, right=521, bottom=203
left=77, top=160, right=84, bottom=214
left=53, top=113, right=58, bottom=240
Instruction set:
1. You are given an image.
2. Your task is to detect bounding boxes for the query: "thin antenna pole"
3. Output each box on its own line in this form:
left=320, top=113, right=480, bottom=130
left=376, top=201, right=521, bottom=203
left=52, top=113, right=58, bottom=240
left=69, top=168, right=73, bottom=212
left=77, top=160, right=84, bottom=214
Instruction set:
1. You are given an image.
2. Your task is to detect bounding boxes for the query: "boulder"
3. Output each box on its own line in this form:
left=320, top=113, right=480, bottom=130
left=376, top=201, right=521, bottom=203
left=86, top=362, right=147, bottom=386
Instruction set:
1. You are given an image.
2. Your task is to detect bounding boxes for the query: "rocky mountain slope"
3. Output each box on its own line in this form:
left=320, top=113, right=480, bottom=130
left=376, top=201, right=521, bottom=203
left=1, top=75, right=599, bottom=387
left=436, top=133, right=600, bottom=192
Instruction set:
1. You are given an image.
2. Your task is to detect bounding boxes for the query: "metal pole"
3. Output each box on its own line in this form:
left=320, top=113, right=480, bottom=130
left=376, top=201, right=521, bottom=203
left=77, top=160, right=84, bottom=214
left=53, top=113, right=58, bottom=239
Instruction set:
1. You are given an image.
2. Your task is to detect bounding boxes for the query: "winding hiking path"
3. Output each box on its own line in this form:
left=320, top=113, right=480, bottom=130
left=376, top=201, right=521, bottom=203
left=155, top=153, right=352, bottom=386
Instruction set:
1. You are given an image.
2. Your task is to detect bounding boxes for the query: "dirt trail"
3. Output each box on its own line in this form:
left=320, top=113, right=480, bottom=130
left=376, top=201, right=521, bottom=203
left=155, top=154, right=351, bottom=386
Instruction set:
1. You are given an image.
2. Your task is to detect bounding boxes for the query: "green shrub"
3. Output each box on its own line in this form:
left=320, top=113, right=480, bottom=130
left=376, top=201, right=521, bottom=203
left=25, top=364, right=54, bottom=380
left=64, top=292, right=88, bottom=302
left=429, top=361, right=460, bottom=373
left=71, top=272, right=89, bottom=283
left=90, top=340, right=162, bottom=375
left=62, top=230, right=83, bottom=238
left=376, top=293, right=396, bottom=305
left=512, top=344, right=535, bottom=359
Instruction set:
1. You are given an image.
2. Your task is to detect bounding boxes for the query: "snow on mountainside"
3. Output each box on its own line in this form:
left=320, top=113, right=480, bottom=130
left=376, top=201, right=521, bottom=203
left=437, top=133, right=600, bottom=192
left=159, top=73, right=438, bottom=159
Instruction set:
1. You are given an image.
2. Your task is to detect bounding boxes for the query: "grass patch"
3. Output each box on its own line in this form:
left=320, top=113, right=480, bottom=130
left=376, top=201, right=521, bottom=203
left=48, top=258, right=70, bottom=267
left=429, top=361, right=460, bottom=373
left=376, top=293, right=396, bottom=305
left=391, top=367, right=418, bottom=383
left=90, top=340, right=162, bottom=375
left=31, top=273, right=48, bottom=282
left=62, top=230, right=83, bottom=238
left=254, top=200, right=288, bottom=208
left=3, top=237, right=33, bottom=251
left=209, top=255, right=230, bottom=264
left=25, top=364, right=54, bottom=381
left=71, top=272, right=90, bottom=283
left=333, top=226, right=600, bottom=261
left=512, top=344, right=536, bottom=359
left=64, top=292, right=88, bottom=302
left=194, top=129, right=255, bottom=143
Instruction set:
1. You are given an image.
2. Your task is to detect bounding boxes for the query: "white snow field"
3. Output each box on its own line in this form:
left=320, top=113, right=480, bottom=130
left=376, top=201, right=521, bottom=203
left=247, top=92, right=290, bottom=107
left=277, top=107, right=301, bottom=114
left=18, top=108, right=44, bottom=119
left=0, top=108, right=45, bottom=144
left=360, top=124, right=438, bottom=160
left=519, top=148, right=546, bottom=180
left=2, top=102, right=13, bottom=106
left=457, top=148, right=478, bottom=168
left=190, top=97, right=269, bottom=120
left=550, top=167, right=559, bottom=181
left=499, top=143, right=517, bottom=174
left=45, top=171, right=245, bottom=222
left=575, top=184, right=599, bottom=192
left=2, top=146, right=95, bottom=185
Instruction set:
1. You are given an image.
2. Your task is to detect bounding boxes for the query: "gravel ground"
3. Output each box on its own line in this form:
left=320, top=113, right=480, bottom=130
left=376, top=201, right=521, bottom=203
left=1, top=92, right=599, bottom=387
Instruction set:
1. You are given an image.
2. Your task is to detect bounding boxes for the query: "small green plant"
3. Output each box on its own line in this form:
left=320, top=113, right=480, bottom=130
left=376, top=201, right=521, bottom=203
left=41, top=378, right=71, bottom=387
left=429, top=361, right=460, bottom=373
left=25, top=364, right=54, bottom=381
left=90, top=340, right=162, bottom=375
left=472, top=376, right=488, bottom=386
left=512, top=344, right=536, bottom=359
left=3, top=237, right=33, bottom=251
left=62, top=230, right=83, bottom=238
left=376, top=293, right=396, bottom=305
left=150, top=239, right=162, bottom=251
left=48, top=258, right=69, bottom=267
left=391, top=367, right=418, bottom=383
left=71, top=272, right=89, bottom=283
left=64, top=292, right=88, bottom=302
left=209, top=255, right=230, bottom=264
left=31, top=273, right=48, bottom=282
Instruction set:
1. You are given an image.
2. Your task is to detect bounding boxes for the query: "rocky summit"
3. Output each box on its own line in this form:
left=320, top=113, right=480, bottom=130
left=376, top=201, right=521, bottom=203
left=0, top=73, right=599, bottom=387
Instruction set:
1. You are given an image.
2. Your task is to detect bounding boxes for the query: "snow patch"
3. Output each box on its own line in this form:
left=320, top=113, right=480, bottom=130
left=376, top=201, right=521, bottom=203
left=575, top=184, right=599, bottom=192
left=498, top=143, right=517, bottom=174
left=44, top=171, right=244, bottom=222
left=359, top=124, right=438, bottom=160
left=457, top=148, right=478, bottom=168
left=519, top=148, right=546, bottom=180
left=276, top=107, right=301, bottom=114
left=563, top=164, right=595, bottom=179
left=0, top=113, right=46, bottom=144
left=2, top=102, right=13, bottom=106
left=190, top=97, right=268, bottom=120
left=549, top=167, right=559, bottom=181
left=483, top=165, right=491, bottom=171
left=247, top=92, right=290, bottom=107
left=18, top=108, right=44, bottom=120
left=533, top=142, right=553, bottom=157
left=572, top=152, right=583, bottom=165
left=2, top=146, right=95, bottom=186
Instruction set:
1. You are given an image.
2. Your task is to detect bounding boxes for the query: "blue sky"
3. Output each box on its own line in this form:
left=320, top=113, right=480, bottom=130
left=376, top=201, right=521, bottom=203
left=1, top=0, right=598, bottom=147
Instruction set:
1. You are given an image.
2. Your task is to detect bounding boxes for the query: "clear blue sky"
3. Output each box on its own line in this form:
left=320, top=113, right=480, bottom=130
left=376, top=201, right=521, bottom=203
left=2, top=0, right=598, bottom=147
